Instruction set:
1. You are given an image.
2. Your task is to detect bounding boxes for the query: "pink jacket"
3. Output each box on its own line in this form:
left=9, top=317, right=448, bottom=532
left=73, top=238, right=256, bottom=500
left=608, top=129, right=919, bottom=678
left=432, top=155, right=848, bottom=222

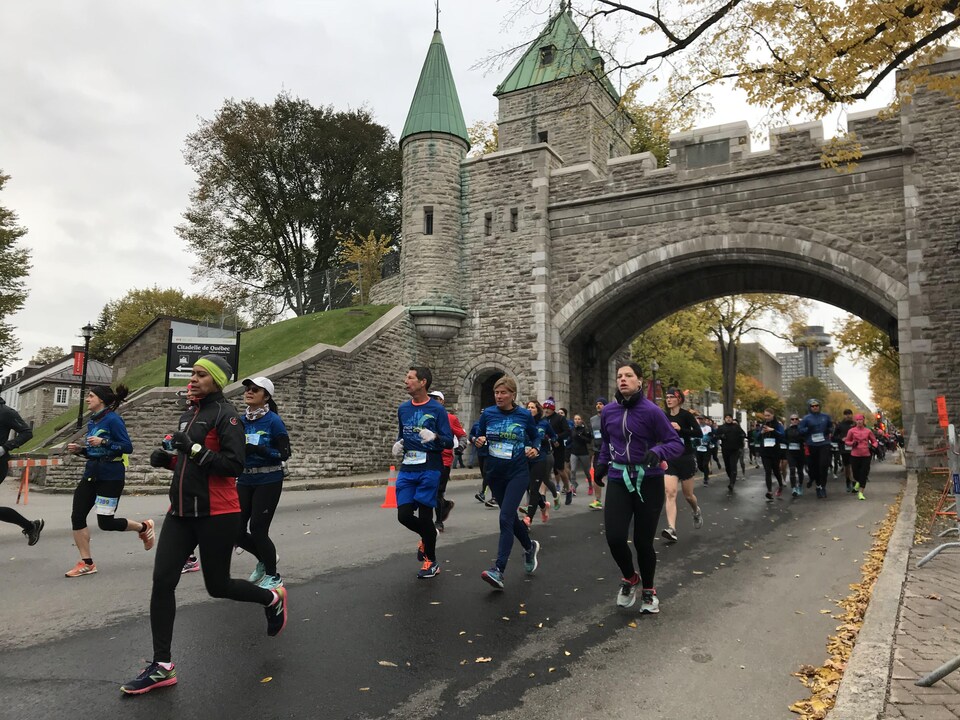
left=843, top=426, right=878, bottom=457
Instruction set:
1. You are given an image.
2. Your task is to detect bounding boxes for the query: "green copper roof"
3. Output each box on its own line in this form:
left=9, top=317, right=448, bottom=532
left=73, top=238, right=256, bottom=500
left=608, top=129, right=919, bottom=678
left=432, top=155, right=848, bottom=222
left=494, top=7, right=619, bottom=101
left=401, top=30, right=469, bottom=146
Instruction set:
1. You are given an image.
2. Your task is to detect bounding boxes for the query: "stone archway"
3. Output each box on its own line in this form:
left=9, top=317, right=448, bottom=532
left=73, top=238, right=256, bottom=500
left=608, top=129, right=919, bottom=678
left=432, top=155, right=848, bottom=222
left=457, top=354, right=520, bottom=426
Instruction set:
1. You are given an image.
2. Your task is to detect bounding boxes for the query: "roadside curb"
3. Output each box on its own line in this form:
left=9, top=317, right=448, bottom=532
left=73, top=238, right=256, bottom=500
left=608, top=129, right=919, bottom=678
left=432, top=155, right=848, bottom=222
left=827, top=470, right=916, bottom=719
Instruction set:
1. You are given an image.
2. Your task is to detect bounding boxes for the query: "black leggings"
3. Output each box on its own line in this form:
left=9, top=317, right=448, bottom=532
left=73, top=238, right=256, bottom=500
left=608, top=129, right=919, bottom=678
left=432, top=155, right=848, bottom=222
left=436, top=465, right=452, bottom=516
left=806, top=446, right=832, bottom=488
left=722, top=450, right=740, bottom=484
left=71, top=477, right=129, bottom=532
left=761, top=455, right=783, bottom=491
left=0, top=506, right=31, bottom=531
left=397, top=503, right=436, bottom=561
left=851, top=455, right=872, bottom=488
left=526, top=461, right=552, bottom=517
left=236, top=481, right=283, bottom=575
left=151, top=513, right=273, bottom=663
left=787, top=451, right=805, bottom=487
left=603, top=478, right=665, bottom=589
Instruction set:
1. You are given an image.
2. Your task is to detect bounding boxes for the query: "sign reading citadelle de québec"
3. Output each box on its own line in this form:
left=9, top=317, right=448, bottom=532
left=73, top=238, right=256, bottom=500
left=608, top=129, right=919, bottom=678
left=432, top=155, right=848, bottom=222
left=165, top=334, right=240, bottom=384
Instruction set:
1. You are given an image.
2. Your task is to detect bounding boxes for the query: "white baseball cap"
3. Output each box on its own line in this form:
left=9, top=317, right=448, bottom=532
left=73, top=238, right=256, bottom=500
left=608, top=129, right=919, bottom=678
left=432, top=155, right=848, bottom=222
left=242, top=376, right=275, bottom=397
left=428, top=390, right=445, bottom=402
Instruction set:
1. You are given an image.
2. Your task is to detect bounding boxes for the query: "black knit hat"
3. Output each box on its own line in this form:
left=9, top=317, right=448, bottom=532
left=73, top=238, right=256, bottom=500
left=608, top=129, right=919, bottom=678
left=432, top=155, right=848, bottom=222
left=90, top=385, right=115, bottom=405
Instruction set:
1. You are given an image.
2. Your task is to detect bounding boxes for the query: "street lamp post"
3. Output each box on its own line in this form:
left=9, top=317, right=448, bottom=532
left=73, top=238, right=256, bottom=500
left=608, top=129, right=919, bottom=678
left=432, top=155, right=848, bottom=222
left=650, top=359, right=659, bottom=404
left=76, top=323, right=95, bottom=430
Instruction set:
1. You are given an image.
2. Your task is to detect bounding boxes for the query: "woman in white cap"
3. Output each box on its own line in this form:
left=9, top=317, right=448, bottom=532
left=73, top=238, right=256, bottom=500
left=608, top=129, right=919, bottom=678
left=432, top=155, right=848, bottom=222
left=237, top=376, right=291, bottom=589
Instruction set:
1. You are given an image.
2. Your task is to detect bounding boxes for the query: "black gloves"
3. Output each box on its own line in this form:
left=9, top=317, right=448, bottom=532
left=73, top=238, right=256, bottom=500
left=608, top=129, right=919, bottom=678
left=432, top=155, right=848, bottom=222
left=245, top=443, right=269, bottom=457
left=594, top=463, right=608, bottom=483
left=642, top=450, right=661, bottom=468
left=170, top=432, right=193, bottom=454
left=150, top=448, right=173, bottom=468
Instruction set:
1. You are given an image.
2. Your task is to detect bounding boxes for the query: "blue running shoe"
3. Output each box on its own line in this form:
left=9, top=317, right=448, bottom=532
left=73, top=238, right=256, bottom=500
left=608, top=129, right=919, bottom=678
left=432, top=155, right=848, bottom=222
left=481, top=567, right=504, bottom=590
left=524, top=540, right=540, bottom=574
left=418, top=560, right=440, bottom=579
left=249, top=561, right=266, bottom=584
left=120, top=662, right=177, bottom=695
left=258, top=574, right=283, bottom=590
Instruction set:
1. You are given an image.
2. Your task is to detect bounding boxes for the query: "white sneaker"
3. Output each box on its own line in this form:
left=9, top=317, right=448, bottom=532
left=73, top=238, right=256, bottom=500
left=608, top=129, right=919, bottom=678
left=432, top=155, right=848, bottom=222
left=693, top=509, right=703, bottom=529
left=617, top=577, right=639, bottom=608
left=640, top=590, right=660, bottom=614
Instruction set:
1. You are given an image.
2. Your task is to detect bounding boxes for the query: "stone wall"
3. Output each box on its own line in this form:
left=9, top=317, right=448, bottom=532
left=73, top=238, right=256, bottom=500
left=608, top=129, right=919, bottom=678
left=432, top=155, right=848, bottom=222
left=112, top=320, right=170, bottom=383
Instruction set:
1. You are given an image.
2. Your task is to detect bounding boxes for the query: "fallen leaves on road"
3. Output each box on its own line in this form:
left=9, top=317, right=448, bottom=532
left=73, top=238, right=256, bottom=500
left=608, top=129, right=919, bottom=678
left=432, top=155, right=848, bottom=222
left=475, top=657, right=492, bottom=663
left=789, top=491, right=902, bottom=719
left=926, top=593, right=942, bottom=601
left=692, top=570, right=704, bottom=575
left=378, top=660, right=398, bottom=667
left=261, top=677, right=272, bottom=683
left=627, top=621, right=638, bottom=628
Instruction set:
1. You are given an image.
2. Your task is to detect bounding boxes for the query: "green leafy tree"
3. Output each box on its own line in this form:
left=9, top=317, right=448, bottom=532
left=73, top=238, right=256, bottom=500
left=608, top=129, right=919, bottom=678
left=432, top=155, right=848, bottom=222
left=0, top=172, right=31, bottom=371
left=736, top=373, right=785, bottom=417
left=623, top=100, right=672, bottom=167
left=336, top=231, right=394, bottom=306
left=785, top=376, right=830, bottom=416
left=30, top=346, right=66, bottom=365
left=832, top=315, right=901, bottom=426
left=631, top=308, right=721, bottom=394
left=177, top=93, right=401, bottom=317
left=90, top=286, right=233, bottom=360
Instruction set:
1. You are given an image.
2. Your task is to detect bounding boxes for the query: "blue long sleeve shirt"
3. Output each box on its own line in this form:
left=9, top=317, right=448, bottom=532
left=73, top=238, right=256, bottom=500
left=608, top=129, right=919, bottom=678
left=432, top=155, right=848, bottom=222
left=239, top=411, right=290, bottom=486
left=798, top=411, right=834, bottom=448
left=477, top=404, right=539, bottom=463
left=82, top=409, right=133, bottom=481
left=397, top=397, right=453, bottom=472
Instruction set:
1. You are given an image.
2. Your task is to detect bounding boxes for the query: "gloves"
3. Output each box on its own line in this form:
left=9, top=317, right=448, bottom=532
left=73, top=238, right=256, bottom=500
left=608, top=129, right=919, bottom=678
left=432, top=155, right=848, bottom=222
left=419, top=429, right=437, bottom=443
left=641, top=450, right=660, bottom=468
left=594, top=463, right=608, bottom=483
left=245, top=443, right=269, bottom=458
left=150, top=448, right=173, bottom=468
left=170, top=432, right=193, bottom=454
left=392, top=440, right=405, bottom=457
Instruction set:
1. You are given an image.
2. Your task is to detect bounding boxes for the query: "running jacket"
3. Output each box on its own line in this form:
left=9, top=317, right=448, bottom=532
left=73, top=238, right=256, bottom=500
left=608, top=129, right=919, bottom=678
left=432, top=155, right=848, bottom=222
left=596, top=391, right=684, bottom=483
left=784, top=425, right=805, bottom=452
left=79, top=409, right=133, bottom=482
left=798, top=411, right=834, bottom=448
left=0, top=401, right=32, bottom=454
left=833, top=418, right=856, bottom=451
left=844, top=426, right=878, bottom=457
left=441, top=412, right=467, bottom=468
left=570, top=423, right=591, bottom=456
left=238, top=410, right=290, bottom=486
left=664, top=407, right=700, bottom=456
left=715, top=421, right=746, bottom=453
left=161, top=391, right=245, bottom=517
left=396, top=397, right=453, bottom=472
left=758, top=418, right=785, bottom=458
left=477, top=404, right=539, bottom=463
left=531, top=416, right=557, bottom=464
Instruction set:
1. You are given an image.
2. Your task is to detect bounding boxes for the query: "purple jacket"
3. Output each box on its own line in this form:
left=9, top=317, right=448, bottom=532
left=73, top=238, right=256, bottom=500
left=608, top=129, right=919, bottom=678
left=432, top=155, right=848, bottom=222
left=596, top=392, right=684, bottom=482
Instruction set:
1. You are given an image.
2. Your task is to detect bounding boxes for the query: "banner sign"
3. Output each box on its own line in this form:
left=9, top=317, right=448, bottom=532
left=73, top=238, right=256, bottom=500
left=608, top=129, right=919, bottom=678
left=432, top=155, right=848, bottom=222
left=72, top=351, right=84, bottom=376
left=165, top=334, right=240, bottom=382
left=936, top=395, right=948, bottom=428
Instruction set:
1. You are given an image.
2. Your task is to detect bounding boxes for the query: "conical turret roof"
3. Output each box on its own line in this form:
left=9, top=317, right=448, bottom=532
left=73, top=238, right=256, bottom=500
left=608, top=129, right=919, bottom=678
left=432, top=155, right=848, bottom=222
left=401, top=30, right=469, bottom=147
left=495, top=5, right=619, bottom=101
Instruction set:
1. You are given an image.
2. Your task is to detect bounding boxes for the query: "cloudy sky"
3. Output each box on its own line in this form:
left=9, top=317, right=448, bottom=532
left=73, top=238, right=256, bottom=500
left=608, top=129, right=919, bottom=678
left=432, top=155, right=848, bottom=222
left=1, top=0, right=878, bottom=404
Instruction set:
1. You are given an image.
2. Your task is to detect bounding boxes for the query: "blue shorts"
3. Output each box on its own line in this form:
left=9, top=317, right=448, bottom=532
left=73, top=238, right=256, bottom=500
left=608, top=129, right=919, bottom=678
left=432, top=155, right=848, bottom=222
left=396, top=469, right=441, bottom=507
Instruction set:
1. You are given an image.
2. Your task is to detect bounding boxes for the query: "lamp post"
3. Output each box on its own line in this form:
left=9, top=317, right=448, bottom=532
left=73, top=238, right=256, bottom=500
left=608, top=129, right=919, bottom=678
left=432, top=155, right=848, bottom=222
left=650, top=359, right=659, bottom=403
left=76, top=323, right=94, bottom=430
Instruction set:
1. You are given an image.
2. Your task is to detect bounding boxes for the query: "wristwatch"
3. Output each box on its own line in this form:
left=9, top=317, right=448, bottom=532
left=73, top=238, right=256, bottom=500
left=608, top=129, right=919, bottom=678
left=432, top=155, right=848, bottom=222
left=190, top=443, right=202, bottom=458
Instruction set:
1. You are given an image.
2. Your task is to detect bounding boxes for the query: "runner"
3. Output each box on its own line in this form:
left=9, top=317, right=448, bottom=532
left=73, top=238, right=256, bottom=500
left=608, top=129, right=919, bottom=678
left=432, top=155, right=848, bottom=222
left=695, top=415, right=713, bottom=485
left=714, top=413, right=747, bottom=494
left=758, top=408, right=785, bottom=500
left=798, top=399, right=834, bottom=498
left=65, top=384, right=154, bottom=577
left=748, top=421, right=762, bottom=468
left=784, top=414, right=806, bottom=497
left=596, top=362, right=684, bottom=613
left=391, top=367, right=452, bottom=578
left=843, top=413, right=879, bottom=500
left=542, top=399, right=571, bottom=506
left=588, top=398, right=607, bottom=507
left=0, top=397, right=43, bottom=544
left=832, top=409, right=856, bottom=492
left=660, top=387, right=702, bottom=543
left=559, top=407, right=576, bottom=497
left=237, top=376, right=291, bottom=590
left=568, top=414, right=592, bottom=497
left=523, top=399, right=557, bottom=525
left=428, top=390, right=466, bottom=532
left=470, top=418, right=496, bottom=507
left=474, top=376, right=541, bottom=590
left=121, top=355, right=287, bottom=695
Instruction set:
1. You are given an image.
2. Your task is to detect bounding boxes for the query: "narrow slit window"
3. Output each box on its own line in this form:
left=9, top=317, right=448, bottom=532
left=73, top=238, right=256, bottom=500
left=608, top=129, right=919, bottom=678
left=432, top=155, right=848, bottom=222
left=510, top=207, right=518, bottom=232
left=537, top=130, right=549, bottom=144
left=484, top=212, right=492, bottom=236
left=423, top=206, right=434, bottom=235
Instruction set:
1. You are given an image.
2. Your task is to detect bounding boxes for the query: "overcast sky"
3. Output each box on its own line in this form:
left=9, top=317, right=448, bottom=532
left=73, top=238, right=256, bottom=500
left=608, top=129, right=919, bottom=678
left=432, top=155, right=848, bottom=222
left=0, top=0, right=878, bottom=405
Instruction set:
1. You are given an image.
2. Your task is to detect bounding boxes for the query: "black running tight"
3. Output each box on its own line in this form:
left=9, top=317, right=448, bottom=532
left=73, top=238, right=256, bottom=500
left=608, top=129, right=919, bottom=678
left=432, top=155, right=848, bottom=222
left=603, top=478, right=665, bottom=589
left=0, top=506, right=31, bottom=530
left=397, top=503, right=436, bottom=561
left=761, top=455, right=783, bottom=491
left=71, top=477, right=130, bottom=532
left=526, top=461, right=552, bottom=517
left=806, top=445, right=832, bottom=488
left=236, top=481, right=283, bottom=576
left=851, top=455, right=872, bottom=488
left=151, top=513, right=274, bottom=663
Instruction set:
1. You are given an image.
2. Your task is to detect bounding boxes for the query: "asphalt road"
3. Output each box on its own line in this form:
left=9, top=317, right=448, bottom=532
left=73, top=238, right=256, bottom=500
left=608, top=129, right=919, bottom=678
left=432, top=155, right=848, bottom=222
left=0, top=461, right=905, bottom=720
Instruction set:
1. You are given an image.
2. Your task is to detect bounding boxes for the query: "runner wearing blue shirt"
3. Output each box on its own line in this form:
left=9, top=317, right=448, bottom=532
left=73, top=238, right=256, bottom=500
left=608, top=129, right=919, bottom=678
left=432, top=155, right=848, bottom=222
left=474, top=376, right=541, bottom=590
left=391, top=367, right=453, bottom=579
left=523, top=400, right=558, bottom=525
left=798, top=398, right=834, bottom=498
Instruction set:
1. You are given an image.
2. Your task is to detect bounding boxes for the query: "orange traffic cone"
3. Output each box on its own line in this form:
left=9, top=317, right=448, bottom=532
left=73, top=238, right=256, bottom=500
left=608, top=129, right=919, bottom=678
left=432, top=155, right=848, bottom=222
left=381, top=465, right=398, bottom=508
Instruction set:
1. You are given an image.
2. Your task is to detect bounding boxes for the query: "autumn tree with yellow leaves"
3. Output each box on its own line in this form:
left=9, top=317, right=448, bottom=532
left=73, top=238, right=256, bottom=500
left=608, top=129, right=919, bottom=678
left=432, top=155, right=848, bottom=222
left=336, top=231, right=394, bottom=306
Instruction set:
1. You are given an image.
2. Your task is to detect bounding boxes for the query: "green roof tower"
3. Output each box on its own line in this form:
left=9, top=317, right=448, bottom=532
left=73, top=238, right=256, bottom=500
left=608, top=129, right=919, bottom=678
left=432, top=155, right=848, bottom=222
left=400, top=30, right=470, bottom=148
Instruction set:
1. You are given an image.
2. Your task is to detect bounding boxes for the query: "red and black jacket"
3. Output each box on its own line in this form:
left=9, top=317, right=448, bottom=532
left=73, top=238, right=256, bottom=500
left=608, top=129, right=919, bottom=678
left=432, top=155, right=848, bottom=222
left=163, top=391, right=245, bottom=517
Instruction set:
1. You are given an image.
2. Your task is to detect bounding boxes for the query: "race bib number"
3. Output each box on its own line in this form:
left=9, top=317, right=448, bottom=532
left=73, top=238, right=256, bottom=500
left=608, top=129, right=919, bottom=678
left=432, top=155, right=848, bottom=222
left=763, top=438, right=776, bottom=447
left=246, top=433, right=261, bottom=445
left=830, top=442, right=839, bottom=451
left=95, top=495, right=119, bottom=516
left=403, top=450, right=427, bottom=465
left=844, top=444, right=853, bottom=452
left=811, top=433, right=825, bottom=443
left=788, top=443, right=801, bottom=451
left=696, top=445, right=708, bottom=453
left=593, top=430, right=602, bottom=440
left=779, top=443, right=788, bottom=450
left=489, top=441, right=513, bottom=460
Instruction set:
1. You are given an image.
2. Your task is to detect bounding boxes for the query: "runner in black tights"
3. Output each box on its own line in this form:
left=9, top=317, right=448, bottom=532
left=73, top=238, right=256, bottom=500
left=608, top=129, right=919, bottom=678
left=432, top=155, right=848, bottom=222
left=0, top=398, right=43, bottom=544
left=596, top=363, right=684, bottom=614
left=121, top=355, right=287, bottom=695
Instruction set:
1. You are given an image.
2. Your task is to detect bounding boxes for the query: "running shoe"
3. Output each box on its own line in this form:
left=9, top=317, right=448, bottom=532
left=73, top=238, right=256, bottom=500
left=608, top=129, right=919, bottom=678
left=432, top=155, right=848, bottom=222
left=661, top=527, right=678, bottom=543
left=765, top=492, right=774, bottom=501
left=776, top=487, right=783, bottom=498
left=418, top=560, right=440, bottom=579
left=265, top=586, right=288, bottom=637
left=846, top=481, right=853, bottom=493
left=484, top=498, right=498, bottom=508
left=703, top=477, right=709, bottom=485
left=693, top=509, right=703, bottom=529
left=791, top=488, right=799, bottom=498
left=475, top=492, right=486, bottom=504
left=249, top=561, right=266, bottom=584
left=435, top=521, right=445, bottom=533
left=441, top=500, right=455, bottom=523
left=24, top=518, right=44, bottom=546
left=857, top=491, right=866, bottom=500
left=541, top=507, right=550, bottom=523
left=120, top=662, right=177, bottom=695
left=588, top=500, right=603, bottom=510
left=181, top=558, right=200, bottom=574
left=138, top=518, right=155, bottom=551
left=587, top=485, right=594, bottom=496
left=797, top=486, right=804, bottom=497
left=853, top=482, right=861, bottom=492
left=821, top=486, right=828, bottom=499
left=565, top=491, right=573, bottom=506
left=553, top=495, right=560, bottom=509
left=65, top=561, right=97, bottom=578
left=617, top=574, right=639, bottom=608
left=727, top=484, right=734, bottom=495
left=258, top=574, right=284, bottom=590
left=640, top=589, right=660, bottom=614
left=524, top=540, right=540, bottom=574
left=481, top=567, right=505, bottom=590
